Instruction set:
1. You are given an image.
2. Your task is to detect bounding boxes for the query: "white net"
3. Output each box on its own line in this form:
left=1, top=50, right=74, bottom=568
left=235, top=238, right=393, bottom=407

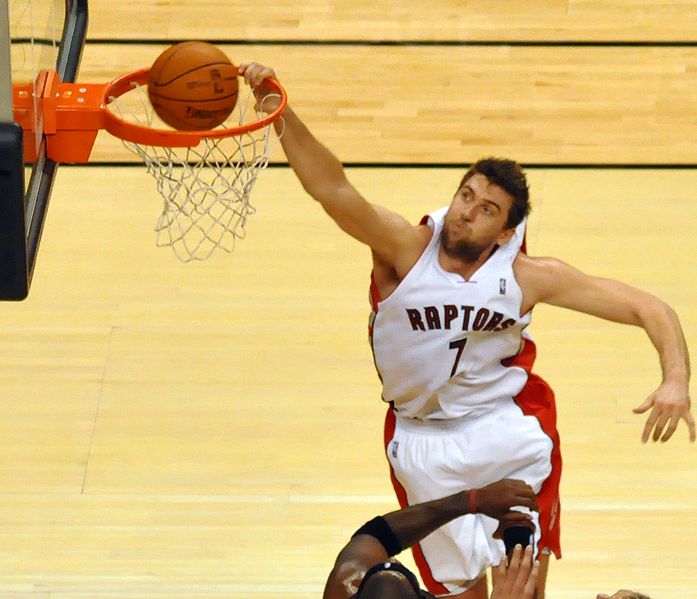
left=111, top=84, right=280, bottom=262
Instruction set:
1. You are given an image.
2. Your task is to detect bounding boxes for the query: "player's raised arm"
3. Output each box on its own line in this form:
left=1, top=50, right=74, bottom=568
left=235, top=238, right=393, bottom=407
left=238, top=62, right=425, bottom=269
left=515, top=254, right=695, bottom=444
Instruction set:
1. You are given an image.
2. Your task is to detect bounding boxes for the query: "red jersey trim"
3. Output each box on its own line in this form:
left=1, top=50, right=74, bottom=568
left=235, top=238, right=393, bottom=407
left=508, top=338, right=563, bottom=559
left=369, top=272, right=381, bottom=316
left=384, top=407, right=451, bottom=596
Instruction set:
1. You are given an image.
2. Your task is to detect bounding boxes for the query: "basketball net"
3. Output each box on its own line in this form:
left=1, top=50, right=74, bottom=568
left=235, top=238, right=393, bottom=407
left=111, top=85, right=283, bottom=262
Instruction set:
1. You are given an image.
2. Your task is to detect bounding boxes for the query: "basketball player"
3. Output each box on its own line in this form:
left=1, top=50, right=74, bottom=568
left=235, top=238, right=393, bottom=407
left=238, top=63, right=694, bottom=599
left=324, top=478, right=540, bottom=599
left=325, top=477, right=651, bottom=599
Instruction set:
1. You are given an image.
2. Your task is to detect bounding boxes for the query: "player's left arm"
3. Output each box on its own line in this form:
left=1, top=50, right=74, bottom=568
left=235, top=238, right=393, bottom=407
left=322, top=480, right=537, bottom=599
left=516, top=254, right=695, bottom=443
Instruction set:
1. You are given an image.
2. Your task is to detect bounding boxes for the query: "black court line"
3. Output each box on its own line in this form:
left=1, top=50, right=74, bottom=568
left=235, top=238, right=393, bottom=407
left=11, top=37, right=61, bottom=46
left=62, top=162, right=697, bottom=170
left=84, top=38, right=697, bottom=47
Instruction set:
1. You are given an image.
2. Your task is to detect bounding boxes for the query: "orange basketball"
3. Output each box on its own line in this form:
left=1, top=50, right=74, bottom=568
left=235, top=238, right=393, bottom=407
left=147, top=41, right=239, bottom=131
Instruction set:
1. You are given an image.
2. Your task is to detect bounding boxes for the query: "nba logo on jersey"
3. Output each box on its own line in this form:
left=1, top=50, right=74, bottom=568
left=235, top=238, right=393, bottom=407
left=391, top=440, right=399, bottom=458
left=499, top=279, right=507, bottom=295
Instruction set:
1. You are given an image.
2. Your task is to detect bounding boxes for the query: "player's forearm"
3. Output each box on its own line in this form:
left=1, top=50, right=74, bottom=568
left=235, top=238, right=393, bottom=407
left=382, top=490, right=469, bottom=550
left=637, top=299, right=691, bottom=384
left=275, top=105, right=349, bottom=202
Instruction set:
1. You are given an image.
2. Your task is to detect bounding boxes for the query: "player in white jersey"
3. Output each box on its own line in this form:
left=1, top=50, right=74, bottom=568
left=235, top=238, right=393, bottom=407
left=371, top=205, right=530, bottom=421
left=239, top=63, right=695, bottom=599
left=371, top=186, right=562, bottom=597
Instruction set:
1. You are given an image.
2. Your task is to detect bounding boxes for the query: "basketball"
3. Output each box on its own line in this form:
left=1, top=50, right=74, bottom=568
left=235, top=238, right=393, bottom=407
left=147, top=41, right=239, bottom=131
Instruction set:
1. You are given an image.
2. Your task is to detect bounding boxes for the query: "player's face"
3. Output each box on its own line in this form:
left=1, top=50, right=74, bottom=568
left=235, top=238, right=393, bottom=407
left=442, top=173, right=515, bottom=261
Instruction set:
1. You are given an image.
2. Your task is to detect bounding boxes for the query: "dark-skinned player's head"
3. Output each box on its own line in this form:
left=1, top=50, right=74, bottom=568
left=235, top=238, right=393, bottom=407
left=459, top=158, right=530, bottom=229
left=355, top=570, right=419, bottom=599
left=354, top=562, right=435, bottom=599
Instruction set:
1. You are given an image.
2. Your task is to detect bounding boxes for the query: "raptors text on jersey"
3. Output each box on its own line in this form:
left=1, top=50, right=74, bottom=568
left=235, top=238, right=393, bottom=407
left=370, top=208, right=531, bottom=420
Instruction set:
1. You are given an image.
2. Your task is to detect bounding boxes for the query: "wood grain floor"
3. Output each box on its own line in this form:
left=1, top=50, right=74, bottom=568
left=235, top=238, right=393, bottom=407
left=0, top=166, right=696, bottom=598
left=67, top=42, right=697, bottom=165
left=86, top=0, right=697, bottom=42
left=4, top=1, right=697, bottom=597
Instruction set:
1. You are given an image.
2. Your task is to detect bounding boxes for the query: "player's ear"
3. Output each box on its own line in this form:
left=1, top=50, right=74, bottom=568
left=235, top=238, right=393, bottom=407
left=496, top=227, right=516, bottom=245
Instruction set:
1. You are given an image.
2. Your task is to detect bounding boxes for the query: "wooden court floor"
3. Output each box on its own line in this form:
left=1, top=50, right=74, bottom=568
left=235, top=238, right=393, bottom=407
left=5, top=0, right=697, bottom=597
left=0, top=166, right=695, bottom=598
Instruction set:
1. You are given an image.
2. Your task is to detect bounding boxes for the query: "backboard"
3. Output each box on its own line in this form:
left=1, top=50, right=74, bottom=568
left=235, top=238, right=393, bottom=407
left=0, top=0, right=87, bottom=300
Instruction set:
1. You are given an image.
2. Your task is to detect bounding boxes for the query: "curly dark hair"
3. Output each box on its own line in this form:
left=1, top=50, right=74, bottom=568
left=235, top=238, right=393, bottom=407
left=459, top=157, right=530, bottom=229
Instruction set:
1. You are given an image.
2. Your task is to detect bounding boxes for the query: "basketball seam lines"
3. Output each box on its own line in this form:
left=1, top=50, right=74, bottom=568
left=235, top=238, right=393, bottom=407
left=150, top=92, right=239, bottom=103
left=153, top=62, right=237, bottom=87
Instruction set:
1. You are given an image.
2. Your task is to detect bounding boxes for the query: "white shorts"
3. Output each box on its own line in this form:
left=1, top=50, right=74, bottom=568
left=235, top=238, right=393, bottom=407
left=386, top=399, right=554, bottom=595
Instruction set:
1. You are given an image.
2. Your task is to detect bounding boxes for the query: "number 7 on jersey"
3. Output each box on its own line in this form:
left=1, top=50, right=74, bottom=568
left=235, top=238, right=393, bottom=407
left=448, top=337, right=468, bottom=377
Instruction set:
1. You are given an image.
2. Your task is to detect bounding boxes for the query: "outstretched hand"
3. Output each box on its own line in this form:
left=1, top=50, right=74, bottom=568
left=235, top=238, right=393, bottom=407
left=238, top=62, right=283, bottom=113
left=491, top=545, right=538, bottom=599
left=633, top=380, right=695, bottom=443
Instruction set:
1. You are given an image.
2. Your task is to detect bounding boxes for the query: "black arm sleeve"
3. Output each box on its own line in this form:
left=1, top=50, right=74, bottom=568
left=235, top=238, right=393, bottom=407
left=351, top=516, right=403, bottom=557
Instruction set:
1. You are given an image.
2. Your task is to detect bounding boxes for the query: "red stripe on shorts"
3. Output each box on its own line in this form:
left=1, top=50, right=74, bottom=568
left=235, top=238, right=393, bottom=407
left=504, top=337, right=563, bottom=559
left=383, top=407, right=451, bottom=596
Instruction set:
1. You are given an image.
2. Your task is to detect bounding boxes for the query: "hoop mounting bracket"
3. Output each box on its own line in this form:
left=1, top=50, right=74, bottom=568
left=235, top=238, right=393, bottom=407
left=13, top=70, right=105, bottom=163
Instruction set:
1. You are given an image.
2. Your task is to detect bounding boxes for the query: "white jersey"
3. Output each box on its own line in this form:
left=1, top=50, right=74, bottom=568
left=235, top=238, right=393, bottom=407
left=370, top=207, right=530, bottom=420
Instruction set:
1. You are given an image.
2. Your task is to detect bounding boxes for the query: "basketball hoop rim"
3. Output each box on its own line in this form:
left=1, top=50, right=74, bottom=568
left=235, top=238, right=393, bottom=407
left=101, top=68, right=287, bottom=147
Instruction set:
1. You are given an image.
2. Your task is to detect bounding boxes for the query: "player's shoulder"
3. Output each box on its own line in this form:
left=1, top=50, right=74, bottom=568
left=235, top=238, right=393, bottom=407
left=514, top=253, right=566, bottom=271
left=414, top=222, right=433, bottom=245
left=403, top=223, right=432, bottom=265
left=513, top=254, right=569, bottom=287
left=374, top=223, right=432, bottom=283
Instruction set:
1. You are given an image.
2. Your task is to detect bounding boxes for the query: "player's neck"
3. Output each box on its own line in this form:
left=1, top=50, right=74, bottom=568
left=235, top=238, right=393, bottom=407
left=438, top=245, right=497, bottom=281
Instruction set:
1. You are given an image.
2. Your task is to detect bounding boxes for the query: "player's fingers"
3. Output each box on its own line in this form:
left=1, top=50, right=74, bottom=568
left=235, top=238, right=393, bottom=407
left=633, top=394, right=655, bottom=414
left=686, top=411, right=696, bottom=442
left=499, top=513, right=533, bottom=531
left=511, top=480, right=535, bottom=496
left=492, top=558, right=507, bottom=587
left=251, top=66, right=276, bottom=86
left=652, top=412, right=671, bottom=442
left=514, top=545, right=534, bottom=590
left=504, top=480, right=536, bottom=509
left=522, top=560, right=539, bottom=599
left=505, top=479, right=528, bottom=489
left=240, top=63, right=270, bottom=87
left=239, top=61, right=259, bottom=81
left=660, top=414, right=681, bottom=442
left=515, top=491, right=539, bottom=511
left=641, top=407, right=660, bottom=443
left=502, top=511, right=532, bottom=522
left=504, top=544, right=522, bottom=590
